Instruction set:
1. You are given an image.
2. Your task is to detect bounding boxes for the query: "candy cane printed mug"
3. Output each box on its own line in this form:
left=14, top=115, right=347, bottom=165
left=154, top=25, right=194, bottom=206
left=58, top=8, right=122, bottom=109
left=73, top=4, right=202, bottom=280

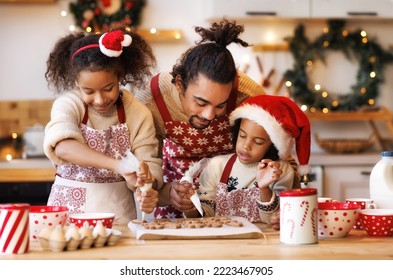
left=345, top=198, right=377, bottom=229
left=280, top=188, right=318, bottom=245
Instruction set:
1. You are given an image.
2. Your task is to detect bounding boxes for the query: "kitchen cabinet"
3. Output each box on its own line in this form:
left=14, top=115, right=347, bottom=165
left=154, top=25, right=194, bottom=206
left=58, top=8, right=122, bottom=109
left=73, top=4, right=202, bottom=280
left=309, top=153, right=380, bottom=201
left=206, top=0, right=393, bottom=20
left=206, top=0, right=310, bottom=20
left=311, top=0, right=393, bottom=19
left=0, top=159, right=54, bottom=204
left=323, top=165, right=373, bottom=201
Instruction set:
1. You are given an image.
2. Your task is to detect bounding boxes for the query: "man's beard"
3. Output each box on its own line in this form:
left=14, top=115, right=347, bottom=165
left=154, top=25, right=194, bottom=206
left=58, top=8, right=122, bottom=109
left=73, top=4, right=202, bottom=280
left=189, top=115, right=212, bottom=130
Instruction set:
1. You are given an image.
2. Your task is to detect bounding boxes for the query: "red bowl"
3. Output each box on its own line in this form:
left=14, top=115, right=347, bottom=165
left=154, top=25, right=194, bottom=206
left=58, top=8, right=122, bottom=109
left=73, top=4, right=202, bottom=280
left=68, top=212, right=115, bottom=229
left=359, top=209, right=393, bottom=237
left=29, top=206, right=69, bottom=241
left=318, top=202, right=361, bottom=211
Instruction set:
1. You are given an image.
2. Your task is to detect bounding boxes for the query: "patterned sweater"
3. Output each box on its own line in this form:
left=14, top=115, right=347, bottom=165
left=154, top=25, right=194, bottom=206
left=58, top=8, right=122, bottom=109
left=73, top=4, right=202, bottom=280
left=43, top=90, right=163, bottom=189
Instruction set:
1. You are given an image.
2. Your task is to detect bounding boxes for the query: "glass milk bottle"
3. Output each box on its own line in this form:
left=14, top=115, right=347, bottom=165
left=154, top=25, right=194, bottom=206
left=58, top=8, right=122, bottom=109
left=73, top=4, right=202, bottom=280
left=370, top=151, right=393, bottom=209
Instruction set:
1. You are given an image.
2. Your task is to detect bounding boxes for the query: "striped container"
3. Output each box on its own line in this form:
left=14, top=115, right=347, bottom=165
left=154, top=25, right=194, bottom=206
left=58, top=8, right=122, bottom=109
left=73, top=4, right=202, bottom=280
left=0, top=203, right=30, bottom=254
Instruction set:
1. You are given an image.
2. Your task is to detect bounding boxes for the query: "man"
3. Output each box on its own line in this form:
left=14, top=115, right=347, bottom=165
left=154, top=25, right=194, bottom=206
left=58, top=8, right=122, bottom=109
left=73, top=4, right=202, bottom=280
left=136, top=19, right=299, bottom=222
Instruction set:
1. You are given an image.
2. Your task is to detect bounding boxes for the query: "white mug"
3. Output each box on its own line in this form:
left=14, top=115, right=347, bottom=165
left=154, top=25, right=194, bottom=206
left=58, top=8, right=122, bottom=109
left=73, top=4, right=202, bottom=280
left=318, top=197, right=333, bottom=203
left=345, top=198, right=377, bottom=209
left=280, top=188, right=318, bottom=245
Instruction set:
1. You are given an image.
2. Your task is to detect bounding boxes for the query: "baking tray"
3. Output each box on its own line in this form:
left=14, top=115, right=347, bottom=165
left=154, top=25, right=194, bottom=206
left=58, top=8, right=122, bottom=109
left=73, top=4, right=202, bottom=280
left=128, top=216, right=264, bottom=240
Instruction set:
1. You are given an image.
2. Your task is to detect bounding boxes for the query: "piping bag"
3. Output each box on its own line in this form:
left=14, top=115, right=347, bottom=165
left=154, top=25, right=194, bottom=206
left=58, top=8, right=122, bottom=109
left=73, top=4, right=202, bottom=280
left=180, top=158, right=209, bottom=216
left=123, top=150, right=152, bottom=220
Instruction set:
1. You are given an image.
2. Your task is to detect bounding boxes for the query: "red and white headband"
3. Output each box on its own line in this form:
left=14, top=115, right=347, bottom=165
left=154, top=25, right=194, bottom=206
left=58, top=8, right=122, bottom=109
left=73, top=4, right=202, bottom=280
left=71, top=30, right=132, bottom=61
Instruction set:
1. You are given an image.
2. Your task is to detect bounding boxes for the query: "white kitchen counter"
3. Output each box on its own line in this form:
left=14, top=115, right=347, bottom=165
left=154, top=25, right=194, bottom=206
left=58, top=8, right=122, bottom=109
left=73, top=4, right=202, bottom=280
left=0, top=158, right=53, bottom=169
left=0, top=158, right=55, bottom=182
left=309, top=152, right=381, bottom=166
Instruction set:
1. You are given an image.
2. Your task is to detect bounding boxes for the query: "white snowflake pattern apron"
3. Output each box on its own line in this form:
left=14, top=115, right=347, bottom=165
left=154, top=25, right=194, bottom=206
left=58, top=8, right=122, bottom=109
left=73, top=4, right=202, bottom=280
left=151, top=74, right=238, bottom=218
left=47, top=97, right=136, bottom=225
left=215, top=154, right=262, bottom=222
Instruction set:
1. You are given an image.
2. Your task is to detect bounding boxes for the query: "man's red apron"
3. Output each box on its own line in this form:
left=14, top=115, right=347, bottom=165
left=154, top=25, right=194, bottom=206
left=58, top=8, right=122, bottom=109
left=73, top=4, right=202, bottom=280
left=47, top=98, right=136, bottom=225
left=215, top=154, right=262, bottom=223
left=151, top=74, right=238, bottom=218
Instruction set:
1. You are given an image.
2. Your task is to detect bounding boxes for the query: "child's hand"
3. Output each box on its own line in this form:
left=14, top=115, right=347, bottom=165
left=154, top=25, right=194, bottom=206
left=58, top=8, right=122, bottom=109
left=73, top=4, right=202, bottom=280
left=270, top=211, right=280, bottom=230
left=256, top=159, right=282, bottom=189
left=135, top=161, right=154, bottom=187
left=169, top=181, right=196, bottom=212
left=136, top=187, right=158, bottom=214
left=115, top=158, right=138, bottom=185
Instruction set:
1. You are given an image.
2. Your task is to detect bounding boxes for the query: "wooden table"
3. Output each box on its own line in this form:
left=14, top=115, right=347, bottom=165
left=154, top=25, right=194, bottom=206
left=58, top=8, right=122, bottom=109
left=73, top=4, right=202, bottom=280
left=1, top=224, right=392, bottom=260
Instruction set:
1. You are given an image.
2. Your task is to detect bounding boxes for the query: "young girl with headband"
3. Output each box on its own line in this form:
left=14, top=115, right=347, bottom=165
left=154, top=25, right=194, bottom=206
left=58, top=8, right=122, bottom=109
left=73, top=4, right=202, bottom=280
left=44, top=29, right=162, bottom=225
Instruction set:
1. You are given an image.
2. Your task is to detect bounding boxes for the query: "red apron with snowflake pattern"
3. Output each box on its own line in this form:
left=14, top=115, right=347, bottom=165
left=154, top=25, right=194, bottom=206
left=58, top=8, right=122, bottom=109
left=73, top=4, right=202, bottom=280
left=151, top=73, right=238, bottom=219
left=215, top=154, right=262, bottom=223
left=47, top=97, right=136, bottom=225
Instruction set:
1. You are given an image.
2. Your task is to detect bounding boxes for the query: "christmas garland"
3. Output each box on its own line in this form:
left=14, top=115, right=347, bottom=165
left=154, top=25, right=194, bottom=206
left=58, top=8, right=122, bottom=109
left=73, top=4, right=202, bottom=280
left=284, top=20, right=393, bottom=112
left=69, top=0, right=146, bottom=33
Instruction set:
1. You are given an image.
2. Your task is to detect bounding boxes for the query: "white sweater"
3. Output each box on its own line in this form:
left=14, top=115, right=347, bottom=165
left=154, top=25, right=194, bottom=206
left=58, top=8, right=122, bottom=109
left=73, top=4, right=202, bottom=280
left=197, top=153, right=294, bottom=224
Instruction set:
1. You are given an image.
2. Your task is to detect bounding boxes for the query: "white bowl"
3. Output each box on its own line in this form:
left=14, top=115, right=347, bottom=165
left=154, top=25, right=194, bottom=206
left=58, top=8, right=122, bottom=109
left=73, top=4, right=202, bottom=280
left=318, top=202, right=360, bottom=238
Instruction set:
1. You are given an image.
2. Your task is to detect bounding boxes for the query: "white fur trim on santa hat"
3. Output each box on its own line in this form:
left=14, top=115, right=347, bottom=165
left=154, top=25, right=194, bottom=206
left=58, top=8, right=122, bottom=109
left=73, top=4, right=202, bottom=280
left=229, top=104, right=294, bottom=160
left=98, top=33, right=132, bottom=57
left=298, top=164, right=311, bottom=176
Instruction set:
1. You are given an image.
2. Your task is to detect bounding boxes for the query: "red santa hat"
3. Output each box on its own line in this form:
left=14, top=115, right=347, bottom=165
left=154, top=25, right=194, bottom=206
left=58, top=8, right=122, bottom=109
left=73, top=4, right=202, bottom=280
left=229, top=95, right=311, bottom=176
left=99, top=30, right=132, bottom=57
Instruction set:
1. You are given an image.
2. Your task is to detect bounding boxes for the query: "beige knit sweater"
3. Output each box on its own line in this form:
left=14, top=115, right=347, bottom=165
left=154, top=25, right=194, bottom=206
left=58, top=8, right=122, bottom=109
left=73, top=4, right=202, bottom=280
left=44, top=90, right=163, bottom=189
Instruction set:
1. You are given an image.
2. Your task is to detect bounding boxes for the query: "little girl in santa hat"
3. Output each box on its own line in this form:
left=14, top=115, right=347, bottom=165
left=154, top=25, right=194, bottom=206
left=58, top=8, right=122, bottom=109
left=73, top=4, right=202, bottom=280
left=184, top=95, right=311, bottom=225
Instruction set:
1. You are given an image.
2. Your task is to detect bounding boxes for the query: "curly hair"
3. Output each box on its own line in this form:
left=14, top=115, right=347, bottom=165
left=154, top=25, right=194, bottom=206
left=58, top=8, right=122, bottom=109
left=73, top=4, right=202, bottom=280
left=171, top=18, right=251, bottom=89
left=45, top=28, right=156, bottom=95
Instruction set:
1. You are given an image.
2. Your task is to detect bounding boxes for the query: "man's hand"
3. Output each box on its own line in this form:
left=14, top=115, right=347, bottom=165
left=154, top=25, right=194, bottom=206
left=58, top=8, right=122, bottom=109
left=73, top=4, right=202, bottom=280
left=169, top=181, right=196, bottom=212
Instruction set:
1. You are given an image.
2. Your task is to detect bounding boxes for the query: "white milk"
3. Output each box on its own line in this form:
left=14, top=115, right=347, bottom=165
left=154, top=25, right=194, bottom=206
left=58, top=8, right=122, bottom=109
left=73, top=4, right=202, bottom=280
left=370, top=151, right=393, bottom=209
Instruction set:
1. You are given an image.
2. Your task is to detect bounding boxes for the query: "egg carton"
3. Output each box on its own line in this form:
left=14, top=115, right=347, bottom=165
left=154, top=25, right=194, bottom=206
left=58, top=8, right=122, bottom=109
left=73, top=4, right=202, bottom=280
left=38, top=221, right=122, bottom=252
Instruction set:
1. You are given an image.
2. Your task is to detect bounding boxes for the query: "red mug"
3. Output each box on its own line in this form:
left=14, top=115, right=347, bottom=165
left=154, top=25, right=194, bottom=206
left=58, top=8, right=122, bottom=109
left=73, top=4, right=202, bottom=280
left=345, top=198, right=377, bottom=230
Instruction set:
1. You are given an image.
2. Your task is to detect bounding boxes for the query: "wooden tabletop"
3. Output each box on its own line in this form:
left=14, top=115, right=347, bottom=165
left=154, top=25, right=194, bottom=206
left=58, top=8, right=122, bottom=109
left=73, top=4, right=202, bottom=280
left=1, top=224, right=392, bottom=260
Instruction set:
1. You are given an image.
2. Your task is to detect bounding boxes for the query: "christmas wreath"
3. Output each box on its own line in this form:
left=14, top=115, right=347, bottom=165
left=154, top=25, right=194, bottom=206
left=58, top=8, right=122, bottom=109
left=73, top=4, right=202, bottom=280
left=69, top=0, right=146, bottom=33
left=284, top=20, right=393, bottom=112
